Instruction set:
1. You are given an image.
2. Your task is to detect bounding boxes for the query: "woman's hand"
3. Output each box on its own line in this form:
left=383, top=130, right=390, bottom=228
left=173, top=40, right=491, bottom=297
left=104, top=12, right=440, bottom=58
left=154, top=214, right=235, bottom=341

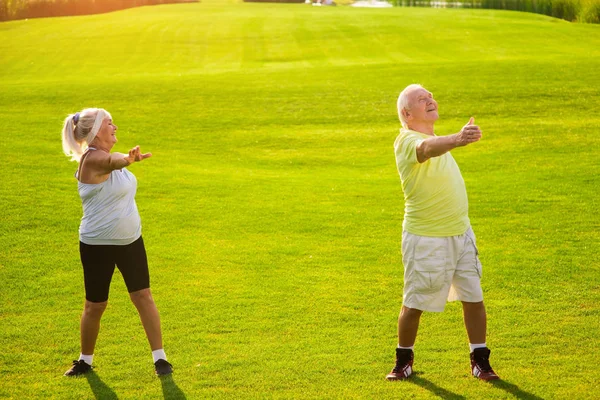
left=124, top=145, right=152, bottom=165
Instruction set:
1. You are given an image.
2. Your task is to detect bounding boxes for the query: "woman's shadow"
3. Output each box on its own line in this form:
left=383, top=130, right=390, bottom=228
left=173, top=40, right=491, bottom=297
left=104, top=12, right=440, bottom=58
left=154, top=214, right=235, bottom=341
left=85, top=372, right=186, bottom=400
left=85, top=371, right=118, bottom=400
left=159, top=374, right=187, bottom=400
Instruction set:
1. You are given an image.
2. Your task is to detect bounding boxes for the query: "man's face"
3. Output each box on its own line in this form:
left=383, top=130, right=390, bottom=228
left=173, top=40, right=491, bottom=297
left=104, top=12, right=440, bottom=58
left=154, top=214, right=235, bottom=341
left=405, top=87, right=439, bottom=125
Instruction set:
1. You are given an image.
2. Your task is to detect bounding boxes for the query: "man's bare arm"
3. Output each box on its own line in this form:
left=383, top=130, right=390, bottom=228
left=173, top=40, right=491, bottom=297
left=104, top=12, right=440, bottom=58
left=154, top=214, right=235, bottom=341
left=416, top=117, right=482, bottom=163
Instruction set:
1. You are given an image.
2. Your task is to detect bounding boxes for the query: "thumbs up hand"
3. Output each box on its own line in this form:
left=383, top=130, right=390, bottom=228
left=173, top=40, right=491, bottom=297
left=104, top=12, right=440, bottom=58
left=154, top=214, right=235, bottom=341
left=455, top=117, right=482, bottom=147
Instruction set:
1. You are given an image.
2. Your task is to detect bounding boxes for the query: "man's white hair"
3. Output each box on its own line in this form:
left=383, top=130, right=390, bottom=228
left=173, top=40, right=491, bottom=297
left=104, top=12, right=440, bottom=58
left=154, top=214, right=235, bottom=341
left=397, top=84, right=423, bottom=129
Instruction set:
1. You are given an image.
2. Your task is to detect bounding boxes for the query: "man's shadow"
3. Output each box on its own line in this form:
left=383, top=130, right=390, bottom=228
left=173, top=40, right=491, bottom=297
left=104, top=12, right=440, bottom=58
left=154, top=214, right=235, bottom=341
left=489, top=379, right=544, bottom=400
left=406, top=373, right=545, bottom=400
left=406, top=373, right=466, bottom=400
left=160, top=374, right=187, bottom=400
left=85, top=371, right=118, bottom=400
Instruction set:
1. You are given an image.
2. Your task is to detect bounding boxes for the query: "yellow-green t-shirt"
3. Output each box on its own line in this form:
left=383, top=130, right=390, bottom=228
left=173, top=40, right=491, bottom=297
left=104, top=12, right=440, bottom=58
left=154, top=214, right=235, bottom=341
left=394, top=128, right=470, bottom=237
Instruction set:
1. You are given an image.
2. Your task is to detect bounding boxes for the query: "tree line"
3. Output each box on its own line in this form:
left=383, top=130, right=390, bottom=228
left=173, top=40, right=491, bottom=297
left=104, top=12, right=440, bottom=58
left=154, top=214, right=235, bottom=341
left=392, top=0, right=600, bottom=23
left=0, top=0, right=198, bottom=22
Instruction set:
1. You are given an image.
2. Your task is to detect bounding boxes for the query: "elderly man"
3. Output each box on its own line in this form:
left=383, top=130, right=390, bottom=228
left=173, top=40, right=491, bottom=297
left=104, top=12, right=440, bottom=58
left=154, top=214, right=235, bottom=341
left=386, top=84, right=499, bottom=381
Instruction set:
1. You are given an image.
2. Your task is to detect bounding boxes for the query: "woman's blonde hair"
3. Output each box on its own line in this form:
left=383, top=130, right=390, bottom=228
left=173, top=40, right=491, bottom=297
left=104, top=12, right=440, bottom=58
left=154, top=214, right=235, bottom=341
left=61, top=108, right=111, bottom=161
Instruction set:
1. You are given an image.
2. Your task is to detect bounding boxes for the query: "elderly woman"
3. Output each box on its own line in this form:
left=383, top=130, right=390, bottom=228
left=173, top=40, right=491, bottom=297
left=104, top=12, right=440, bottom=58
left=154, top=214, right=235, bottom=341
left=61, top=108, right=172, bottom=377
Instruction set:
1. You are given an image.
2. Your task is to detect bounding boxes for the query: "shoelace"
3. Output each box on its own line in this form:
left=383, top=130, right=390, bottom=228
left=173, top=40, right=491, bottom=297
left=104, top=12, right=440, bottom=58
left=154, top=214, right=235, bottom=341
left=156, top=360, right=173, bottom=368
left=393, top=355, right=412, bottom=372
left=69, top=360, right=90, bottom=373
left=475, top=356, right=493, bottom=372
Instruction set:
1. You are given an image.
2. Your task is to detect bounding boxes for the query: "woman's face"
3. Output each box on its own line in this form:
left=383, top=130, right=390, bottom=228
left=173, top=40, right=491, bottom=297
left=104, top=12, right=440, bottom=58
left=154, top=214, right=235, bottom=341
left=94, top=117, right=118, bottom=148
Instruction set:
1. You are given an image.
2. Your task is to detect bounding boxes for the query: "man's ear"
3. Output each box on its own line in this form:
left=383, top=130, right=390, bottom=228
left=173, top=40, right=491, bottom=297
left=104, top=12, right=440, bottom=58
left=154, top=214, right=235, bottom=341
left=401, top=108, right=410, bottom=120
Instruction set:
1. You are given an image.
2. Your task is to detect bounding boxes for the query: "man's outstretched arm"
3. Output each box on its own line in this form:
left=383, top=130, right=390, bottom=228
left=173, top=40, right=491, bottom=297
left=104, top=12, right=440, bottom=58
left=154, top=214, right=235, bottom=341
left=416, top=117, right=482, bottom=163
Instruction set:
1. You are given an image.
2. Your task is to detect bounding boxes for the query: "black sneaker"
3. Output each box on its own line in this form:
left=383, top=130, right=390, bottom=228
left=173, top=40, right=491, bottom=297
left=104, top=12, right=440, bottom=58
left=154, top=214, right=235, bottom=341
left=386, top=348, right=414, bottom=380
left=64, top=360, right=92, bottom=377
left=154, top=359, right=173, bottom=376
left=471, top=347, right=500, bottom=381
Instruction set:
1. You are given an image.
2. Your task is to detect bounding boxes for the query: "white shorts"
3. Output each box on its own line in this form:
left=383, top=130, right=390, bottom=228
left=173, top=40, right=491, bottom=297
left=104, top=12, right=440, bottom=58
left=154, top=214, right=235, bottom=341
left=401, top=227, right=483, bottom=312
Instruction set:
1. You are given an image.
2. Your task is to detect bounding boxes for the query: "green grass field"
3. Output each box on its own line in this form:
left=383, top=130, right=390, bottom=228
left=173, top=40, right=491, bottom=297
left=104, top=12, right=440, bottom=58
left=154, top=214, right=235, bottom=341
left=1, top=2, right=600, bottom=399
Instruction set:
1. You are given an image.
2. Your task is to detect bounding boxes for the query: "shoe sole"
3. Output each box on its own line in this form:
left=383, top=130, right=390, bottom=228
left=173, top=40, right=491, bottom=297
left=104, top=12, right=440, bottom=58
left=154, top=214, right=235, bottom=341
left=64, top=368, right=92, bottom=377
left=386, top=374, right=411, bottom=381
left=473, top=374, right=500, bottom=381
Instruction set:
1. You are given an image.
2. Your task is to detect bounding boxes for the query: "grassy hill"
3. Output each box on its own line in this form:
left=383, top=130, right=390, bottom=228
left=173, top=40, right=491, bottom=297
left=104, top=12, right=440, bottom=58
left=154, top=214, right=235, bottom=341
left=1, top=2, right=599, bottom=399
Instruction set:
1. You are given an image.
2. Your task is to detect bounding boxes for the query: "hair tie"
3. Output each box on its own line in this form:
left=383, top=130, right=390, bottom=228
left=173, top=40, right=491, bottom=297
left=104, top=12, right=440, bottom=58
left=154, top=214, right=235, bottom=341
left=73, top=112, right=80, bottom=124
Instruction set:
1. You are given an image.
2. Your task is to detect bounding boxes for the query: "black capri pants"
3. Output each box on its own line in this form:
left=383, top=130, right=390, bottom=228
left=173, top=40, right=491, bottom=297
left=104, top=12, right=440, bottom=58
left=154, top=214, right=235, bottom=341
left=79, top=236, right=150, bottom=303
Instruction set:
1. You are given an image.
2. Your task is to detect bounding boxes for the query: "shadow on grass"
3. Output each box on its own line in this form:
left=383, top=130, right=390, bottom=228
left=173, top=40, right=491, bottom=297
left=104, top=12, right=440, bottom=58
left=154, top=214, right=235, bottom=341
left=406, top=373, right=466, bottom=400
left=85, top=371, right=118, bottom=400
left=489, top=379, right=544, bottom=400
left=160, top=374, right=187, bottom=400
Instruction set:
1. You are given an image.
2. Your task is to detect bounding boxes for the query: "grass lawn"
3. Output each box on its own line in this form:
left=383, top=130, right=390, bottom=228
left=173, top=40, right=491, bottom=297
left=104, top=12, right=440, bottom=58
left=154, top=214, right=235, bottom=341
left=1, top=1, right=599, bottom=399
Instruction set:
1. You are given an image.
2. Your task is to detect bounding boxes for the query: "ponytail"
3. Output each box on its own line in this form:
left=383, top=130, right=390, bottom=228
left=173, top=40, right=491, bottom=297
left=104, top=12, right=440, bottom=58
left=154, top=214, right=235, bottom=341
left=62, top=113, right=85, bottom=162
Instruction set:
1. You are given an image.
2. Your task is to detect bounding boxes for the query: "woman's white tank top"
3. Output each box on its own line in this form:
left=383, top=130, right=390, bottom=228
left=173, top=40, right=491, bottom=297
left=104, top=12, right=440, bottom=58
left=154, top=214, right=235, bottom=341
left=76, top=148, right=142, bottom=245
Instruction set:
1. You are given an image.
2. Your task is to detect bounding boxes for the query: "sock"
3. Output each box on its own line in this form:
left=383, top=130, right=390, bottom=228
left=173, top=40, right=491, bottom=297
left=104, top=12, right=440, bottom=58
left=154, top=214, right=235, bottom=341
left=469, top=343, right=487, bottom=352
left=79, top=353, right=93, bottom=365
left=152, top=349, right=167, bottom=363
left=397, top=345, right=414, bottom=350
